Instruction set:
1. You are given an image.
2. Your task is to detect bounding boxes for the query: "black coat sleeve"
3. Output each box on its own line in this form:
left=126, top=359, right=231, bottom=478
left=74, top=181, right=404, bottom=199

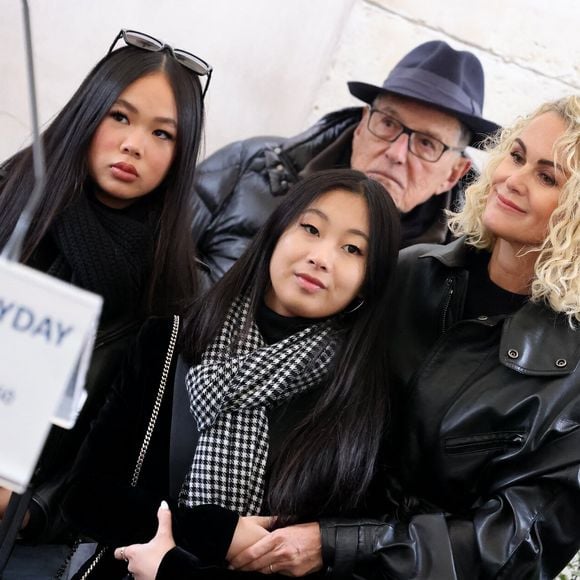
left=320, top=441, right=580, bottom=579
left=156, top=547, right=280, bottom=579
left=62, top=317, right=173, bottom=545
left=192, top=141, right=249, bottom=284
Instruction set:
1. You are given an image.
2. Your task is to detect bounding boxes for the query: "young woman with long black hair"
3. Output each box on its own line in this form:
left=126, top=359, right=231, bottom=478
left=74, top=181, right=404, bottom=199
left=62, top=168, right=401, bottom=579
left=0, top=30, right=211, bottom=544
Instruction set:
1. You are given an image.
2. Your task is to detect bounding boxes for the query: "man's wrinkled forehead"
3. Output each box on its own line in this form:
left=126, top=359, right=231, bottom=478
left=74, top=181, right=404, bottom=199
left=372, top=93, right=463, bottom=143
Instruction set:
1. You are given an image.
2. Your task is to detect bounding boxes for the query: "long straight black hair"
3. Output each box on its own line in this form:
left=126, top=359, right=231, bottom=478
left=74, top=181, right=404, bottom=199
left=0, top=45, right=203, bottom=315
left=182, top=168, right=401, bottom=522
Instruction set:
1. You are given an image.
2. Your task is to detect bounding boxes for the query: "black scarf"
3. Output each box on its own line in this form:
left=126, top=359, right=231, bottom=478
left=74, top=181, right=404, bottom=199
left=46, top=193, right=158, bottom=323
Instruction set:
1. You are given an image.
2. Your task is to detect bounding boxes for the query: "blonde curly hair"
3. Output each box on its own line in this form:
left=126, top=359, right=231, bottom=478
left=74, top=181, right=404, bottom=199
left=448, top=96, right=580, bottom=322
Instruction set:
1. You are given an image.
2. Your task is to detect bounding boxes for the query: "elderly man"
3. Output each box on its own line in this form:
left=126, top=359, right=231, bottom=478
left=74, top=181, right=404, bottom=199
left=193, top=40, right=499, bottom=283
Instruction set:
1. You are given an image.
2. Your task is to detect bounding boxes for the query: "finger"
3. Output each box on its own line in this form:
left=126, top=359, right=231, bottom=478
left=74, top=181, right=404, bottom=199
left=260, top=562, right=289, bottom=576
left=232, top=545, right=291, bottom=572
left=229, top=534, right=278, bottom=569
left=260, top=564, right=275, bottom=576
left=240, top=553, right=282, bottom=573
left=155, top=500, right=172, bottom=538
left=114, top=545, right=132, bottom=561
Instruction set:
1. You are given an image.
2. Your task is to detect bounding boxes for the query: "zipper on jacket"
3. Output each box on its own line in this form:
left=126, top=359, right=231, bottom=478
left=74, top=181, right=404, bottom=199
left=445, top=431, right=526, bottom=454
left=440, top=276, right=455, bottom=333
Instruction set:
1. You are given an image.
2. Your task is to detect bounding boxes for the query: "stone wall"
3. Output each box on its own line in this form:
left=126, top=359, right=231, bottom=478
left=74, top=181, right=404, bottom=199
left=309, top=0, right=579, bottom=131
left=1, top=0, right=578, bottom=163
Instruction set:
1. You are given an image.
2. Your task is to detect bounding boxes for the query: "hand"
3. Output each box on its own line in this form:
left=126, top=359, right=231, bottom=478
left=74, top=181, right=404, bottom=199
left=228, top=522, right=322, bottom=577
left=226, top=515, right=272, bottom=561
left=114, top=501, right=176, bottom=580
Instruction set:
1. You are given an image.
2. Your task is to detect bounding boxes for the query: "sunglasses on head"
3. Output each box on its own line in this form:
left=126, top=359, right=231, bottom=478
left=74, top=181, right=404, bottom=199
left=108, top=29, right=213, bottom=98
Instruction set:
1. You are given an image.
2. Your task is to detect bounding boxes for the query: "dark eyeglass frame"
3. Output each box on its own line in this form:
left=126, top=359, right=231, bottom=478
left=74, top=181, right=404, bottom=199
left=367, top=107, right=465, bottom=162
left=108, top=29, right=213, bottom=98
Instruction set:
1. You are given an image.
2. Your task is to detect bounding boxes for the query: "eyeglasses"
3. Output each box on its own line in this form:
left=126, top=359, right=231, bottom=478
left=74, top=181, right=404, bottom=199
left=367, top=108, right=464, bottom=162
left=108, top=29, right=213, bottom=98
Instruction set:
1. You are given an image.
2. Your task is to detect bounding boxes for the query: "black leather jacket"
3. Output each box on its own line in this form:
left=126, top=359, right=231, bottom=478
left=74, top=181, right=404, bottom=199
left=192, top=108, right=466, bottom=283
left=320, top=238, right=580, bottom=579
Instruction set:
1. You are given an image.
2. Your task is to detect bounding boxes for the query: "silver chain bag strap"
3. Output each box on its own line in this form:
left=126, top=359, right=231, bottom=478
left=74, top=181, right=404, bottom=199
left=56, top=315, right=180, bottom=580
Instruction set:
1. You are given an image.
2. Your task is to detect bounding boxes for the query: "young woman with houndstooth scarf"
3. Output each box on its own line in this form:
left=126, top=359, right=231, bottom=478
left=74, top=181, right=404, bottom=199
left=62, top=169, right=401, bottom=579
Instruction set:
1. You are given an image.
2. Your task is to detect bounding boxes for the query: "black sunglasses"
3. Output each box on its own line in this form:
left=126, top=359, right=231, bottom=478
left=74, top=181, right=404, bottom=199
left=108, top=29, right=213, bottom=98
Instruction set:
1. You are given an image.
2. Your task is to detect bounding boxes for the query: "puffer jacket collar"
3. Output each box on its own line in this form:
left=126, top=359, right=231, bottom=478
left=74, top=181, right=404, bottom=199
left=419, top=237, right=580, bottom=376
left=265, top=108, right=362, bottom=197
left=282, top=107, right=362, bottom=169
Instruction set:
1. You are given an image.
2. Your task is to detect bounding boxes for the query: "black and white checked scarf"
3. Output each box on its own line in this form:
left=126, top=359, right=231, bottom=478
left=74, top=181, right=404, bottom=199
left=179, top=295, right=335, bottom=514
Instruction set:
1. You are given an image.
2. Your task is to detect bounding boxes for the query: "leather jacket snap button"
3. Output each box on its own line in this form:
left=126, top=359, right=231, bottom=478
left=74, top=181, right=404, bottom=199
left=507, top=349, right=519, bottom=359
left=274, top=146, right=282, bottom=154
left=276, top=164, right=284, bottom=172
left=555, top=358, right=567, bottom=368
left=477, top=315, right=488, bottom=321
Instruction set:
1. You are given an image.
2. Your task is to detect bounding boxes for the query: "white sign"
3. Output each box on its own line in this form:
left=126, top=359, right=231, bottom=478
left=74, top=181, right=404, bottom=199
left=0, top=258, right=102, bottom=493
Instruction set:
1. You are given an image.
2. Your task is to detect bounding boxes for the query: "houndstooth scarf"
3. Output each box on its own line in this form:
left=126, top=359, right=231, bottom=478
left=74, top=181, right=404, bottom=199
left=179, top=296, right=335, bottom=514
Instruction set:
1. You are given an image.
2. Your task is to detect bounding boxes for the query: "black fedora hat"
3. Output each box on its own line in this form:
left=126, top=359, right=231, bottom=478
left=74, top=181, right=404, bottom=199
left=348, top=40, right=500, bottom=148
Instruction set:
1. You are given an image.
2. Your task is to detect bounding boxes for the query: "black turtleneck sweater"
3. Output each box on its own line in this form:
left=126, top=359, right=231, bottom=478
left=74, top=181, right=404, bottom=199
left=463, top=250, right=528, bottom=320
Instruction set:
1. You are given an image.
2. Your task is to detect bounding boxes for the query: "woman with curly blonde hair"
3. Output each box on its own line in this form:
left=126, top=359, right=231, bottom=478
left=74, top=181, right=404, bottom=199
left=229, top=96, right=580, bottom=580
left=449, top=95, right=580, bottom=322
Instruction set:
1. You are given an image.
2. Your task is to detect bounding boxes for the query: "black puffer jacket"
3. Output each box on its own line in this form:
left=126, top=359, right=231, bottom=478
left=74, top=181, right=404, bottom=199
left=193, top=108, right=467, bottom=283
left=320, top=238, right=580, bottom=579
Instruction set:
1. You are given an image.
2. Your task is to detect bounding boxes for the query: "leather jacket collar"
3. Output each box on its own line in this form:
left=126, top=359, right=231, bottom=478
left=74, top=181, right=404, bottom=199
left=419, top=237, right=580, bottom=376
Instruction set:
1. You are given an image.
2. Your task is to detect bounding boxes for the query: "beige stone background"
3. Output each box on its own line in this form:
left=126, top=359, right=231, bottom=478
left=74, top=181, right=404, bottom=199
left=1, top=0, right=579, bottom=163
left=309, top=0, right=579, bottom=124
